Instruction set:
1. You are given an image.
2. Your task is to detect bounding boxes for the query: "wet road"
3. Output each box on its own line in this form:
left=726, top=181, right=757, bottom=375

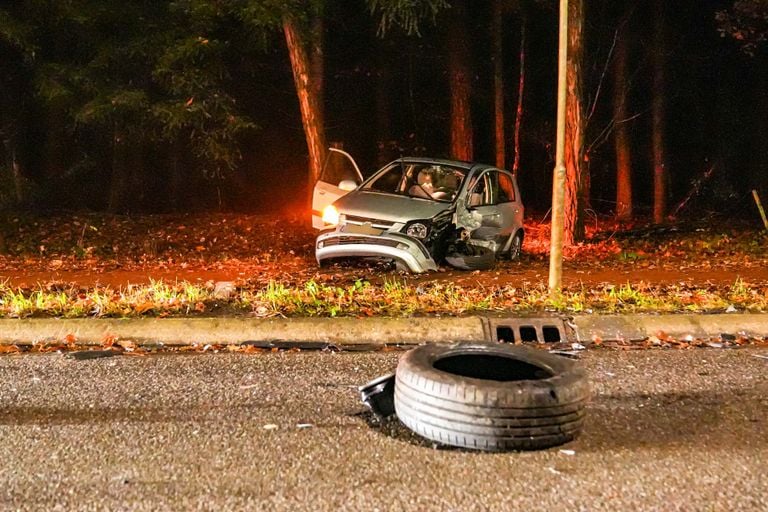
left=1, top=349, right=767, bottom=511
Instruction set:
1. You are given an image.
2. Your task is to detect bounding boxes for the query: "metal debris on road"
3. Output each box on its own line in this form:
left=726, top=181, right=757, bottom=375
left=549, top=350, right=581, bottom=359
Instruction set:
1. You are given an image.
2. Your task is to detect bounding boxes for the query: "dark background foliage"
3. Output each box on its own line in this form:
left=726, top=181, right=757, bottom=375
left=0, top=0, right=766, bottom=218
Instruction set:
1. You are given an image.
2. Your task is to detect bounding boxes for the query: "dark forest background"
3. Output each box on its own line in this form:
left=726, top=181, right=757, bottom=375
left=1, top=0, right=766, bottom=224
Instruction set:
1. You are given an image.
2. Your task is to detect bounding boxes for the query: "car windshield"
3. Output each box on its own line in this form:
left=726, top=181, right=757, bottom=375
left=362, top=162, right=467, bottom=202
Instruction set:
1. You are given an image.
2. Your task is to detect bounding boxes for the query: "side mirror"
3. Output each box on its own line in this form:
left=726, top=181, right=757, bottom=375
left=339, top=179, right=357, bottom=191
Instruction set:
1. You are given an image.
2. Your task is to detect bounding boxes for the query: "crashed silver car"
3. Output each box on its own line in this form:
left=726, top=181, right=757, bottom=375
left=312, top=149, right=524, bottom=273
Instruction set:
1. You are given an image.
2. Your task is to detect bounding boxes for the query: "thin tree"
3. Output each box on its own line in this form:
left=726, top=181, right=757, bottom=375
left=447, top=0, right=473, bottom=161
left=564, top=0, right=586, bottom=244
left=613, top=21, right=633, bottom=220
left=490, top=0, right=526, bottom=173
left=492, top=0, right=505, bottom=169
left=512, top=7, right=527, bottom=176
left=310, top=14, right=324, bottom=128
left=651, top=0, right=667, bottom=224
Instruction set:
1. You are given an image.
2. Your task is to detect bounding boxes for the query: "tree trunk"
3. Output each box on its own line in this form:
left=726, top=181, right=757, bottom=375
left=310, top=13, right=324, bottom=134
left=512, top=12, right=526, bottom=176
left=108, top=126, right=129, bottom=213
left=651, top=0, right=667, bottom=224
left=447, top=0, right=473, bottom=161
left=284, top=15, right=326, bottom=207
left=613, top=25, right=633, bottom=221
left=492, top=0, right=505, bottom=169
left=564, top=0, right=585, bottom=245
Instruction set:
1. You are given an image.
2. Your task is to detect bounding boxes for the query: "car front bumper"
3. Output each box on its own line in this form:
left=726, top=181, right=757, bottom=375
left=315, top=231, right=439, bottom=273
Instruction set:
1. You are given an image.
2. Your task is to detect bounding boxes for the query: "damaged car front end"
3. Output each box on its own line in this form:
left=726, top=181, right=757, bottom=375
left=314, top=156, right=524, bottom=273
left=316, top=197, right=456, bottom=273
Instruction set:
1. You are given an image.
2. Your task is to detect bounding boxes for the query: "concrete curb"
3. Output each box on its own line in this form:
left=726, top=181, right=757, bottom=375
left=570, top=313, right=768, bottom=343
left=0, top=317, right=487, bottom=347
left=0, top=313, right=765, bottom=348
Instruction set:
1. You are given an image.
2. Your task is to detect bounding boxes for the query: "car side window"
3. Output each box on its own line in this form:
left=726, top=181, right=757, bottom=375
left=469, top=173, right=492, bottom=206
left=470, top=171, right=515, bottom=206
left=497, top=172, right=516, bottom=203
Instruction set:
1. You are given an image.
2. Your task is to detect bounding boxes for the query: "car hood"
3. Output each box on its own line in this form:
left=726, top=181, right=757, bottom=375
left=335, top=191, right=452, bottom=223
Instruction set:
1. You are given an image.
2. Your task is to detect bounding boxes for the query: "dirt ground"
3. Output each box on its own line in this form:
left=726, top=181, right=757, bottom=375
left=1, top=212, right=766, bottom=290
left=4, top=260, right=766, bottom=290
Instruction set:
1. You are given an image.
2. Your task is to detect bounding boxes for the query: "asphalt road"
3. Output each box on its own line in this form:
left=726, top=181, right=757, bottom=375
left=1, top=348, right=767, bottom=511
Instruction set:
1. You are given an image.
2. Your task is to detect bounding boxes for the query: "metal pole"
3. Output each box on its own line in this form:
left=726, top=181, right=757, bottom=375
left=548, top=0, right=569, bottom=292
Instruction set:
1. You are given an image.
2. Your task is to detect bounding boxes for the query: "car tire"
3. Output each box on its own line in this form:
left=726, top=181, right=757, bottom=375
left=394, top=343, right=589, bottom=451
left=507, top=231, right=523, bottom=261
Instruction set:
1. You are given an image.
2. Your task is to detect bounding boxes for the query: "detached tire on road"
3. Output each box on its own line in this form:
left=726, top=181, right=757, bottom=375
left=394, top=343, right=589, bottom=451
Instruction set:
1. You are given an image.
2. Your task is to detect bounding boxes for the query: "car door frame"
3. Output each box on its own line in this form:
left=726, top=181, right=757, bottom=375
left=465, top=169, right=521, bottom=251
left=312, top=148, right=364, bottom=229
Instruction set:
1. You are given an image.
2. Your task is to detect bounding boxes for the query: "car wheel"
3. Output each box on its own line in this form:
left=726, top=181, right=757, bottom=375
left=508, top=231, right=523, bottom=261
left=394, top=343, right=589, bottom=451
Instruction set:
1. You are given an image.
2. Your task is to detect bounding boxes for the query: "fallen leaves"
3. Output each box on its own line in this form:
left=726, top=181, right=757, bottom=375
left=0, top=213, right=764, bottom=320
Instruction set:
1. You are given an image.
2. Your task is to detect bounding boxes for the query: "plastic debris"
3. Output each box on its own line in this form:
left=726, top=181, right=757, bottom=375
left=359, top=373, right=396, bottom=419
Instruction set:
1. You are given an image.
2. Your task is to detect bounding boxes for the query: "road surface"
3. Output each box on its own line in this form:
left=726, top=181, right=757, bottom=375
left=1, top=348, right=767, bottom=510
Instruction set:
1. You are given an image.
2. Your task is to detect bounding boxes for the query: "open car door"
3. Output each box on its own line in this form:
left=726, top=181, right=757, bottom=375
left=312, top=148, right=364, bottom=229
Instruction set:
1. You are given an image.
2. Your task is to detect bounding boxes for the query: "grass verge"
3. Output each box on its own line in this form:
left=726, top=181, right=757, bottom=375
left=0, top=278, right=765, bottom=318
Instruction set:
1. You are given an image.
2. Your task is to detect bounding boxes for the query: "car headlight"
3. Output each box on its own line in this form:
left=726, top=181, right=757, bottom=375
left=322, top=205, right=340, bottom=226
left=405, top=222, right=429, bottom=239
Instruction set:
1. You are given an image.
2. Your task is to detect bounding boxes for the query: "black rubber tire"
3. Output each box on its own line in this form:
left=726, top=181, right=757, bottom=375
left=394, top=343, right=589, bottom=451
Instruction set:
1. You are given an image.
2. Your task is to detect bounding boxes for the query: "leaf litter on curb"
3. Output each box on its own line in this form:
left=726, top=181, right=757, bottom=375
left=1, top=333, right=766, bottom=358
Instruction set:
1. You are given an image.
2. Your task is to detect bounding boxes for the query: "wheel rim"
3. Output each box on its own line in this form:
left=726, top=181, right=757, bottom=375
left=509, top=235, right=522, bottom=260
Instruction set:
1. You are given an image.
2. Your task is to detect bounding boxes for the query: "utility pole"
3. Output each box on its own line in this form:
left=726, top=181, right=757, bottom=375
left=548, top=0, right=569, bottom=292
